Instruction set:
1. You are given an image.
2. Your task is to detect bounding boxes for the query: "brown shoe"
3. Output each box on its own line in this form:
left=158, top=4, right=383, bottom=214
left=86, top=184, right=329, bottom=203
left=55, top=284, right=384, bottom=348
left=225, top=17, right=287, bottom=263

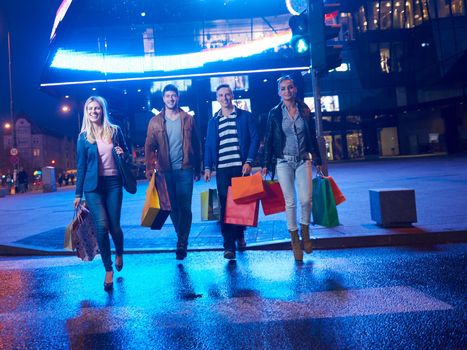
left=300, top=224, right=313, bottom=254
left=289, top=230, right=303, bottom=261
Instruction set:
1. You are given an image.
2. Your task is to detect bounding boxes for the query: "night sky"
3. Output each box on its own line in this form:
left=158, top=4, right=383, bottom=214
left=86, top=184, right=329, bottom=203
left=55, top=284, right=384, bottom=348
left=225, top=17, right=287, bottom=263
left=0, top=1, right=74, bottom=135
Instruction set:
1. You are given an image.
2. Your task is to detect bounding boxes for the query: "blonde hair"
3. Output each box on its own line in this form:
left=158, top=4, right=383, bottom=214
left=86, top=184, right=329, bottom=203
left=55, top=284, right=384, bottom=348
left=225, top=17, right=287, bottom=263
left=80, top=96, right=117, bottom=144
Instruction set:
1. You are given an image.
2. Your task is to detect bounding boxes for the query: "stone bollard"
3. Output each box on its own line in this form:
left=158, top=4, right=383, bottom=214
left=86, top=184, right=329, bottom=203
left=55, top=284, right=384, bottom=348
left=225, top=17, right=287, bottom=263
left=369, top=188, right=417, bottom=227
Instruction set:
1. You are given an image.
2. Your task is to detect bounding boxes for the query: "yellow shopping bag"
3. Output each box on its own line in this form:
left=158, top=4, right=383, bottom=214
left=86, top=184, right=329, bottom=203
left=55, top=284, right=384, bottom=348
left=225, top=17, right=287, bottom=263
left=141, top=171, right=171, bottom=229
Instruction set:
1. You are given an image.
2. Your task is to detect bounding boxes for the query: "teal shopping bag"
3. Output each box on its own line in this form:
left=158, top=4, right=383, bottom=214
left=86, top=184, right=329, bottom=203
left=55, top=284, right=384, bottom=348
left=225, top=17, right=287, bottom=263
left=312, top=176, right=340, bottom=227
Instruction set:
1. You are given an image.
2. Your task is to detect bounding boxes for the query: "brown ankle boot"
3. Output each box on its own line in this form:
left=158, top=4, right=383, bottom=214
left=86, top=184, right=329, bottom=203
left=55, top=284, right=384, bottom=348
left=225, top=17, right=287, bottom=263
left=301, top=224, right=313, bottom=254
left=289, top=230, right=303, bottom=261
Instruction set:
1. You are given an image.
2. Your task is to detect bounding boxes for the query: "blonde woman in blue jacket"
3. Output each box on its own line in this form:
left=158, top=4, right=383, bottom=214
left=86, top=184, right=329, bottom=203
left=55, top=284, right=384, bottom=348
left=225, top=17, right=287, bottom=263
left=73, top=96, right=129, bottom=292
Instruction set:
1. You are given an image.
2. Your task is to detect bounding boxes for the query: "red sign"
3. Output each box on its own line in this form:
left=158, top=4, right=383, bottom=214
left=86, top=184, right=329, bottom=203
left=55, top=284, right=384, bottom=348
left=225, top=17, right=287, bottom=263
left=10, top=155, right=19, bottom=165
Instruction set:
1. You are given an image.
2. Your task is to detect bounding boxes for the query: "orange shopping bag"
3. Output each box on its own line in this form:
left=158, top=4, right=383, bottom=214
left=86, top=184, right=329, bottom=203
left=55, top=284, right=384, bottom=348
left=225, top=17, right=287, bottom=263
left=231, top=171, right=265, bottom=204
left=224, top=186, right=259, bottom=227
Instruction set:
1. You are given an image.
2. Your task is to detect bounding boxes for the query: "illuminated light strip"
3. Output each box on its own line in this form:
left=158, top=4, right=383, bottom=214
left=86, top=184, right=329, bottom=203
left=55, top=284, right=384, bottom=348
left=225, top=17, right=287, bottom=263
left=285, top=0, right=300, bottom=15
left=50, top=34, right=292, bottom=73
left=40, top=66, right=309, bottom=87
left=50, top=0, right=73, bottom=41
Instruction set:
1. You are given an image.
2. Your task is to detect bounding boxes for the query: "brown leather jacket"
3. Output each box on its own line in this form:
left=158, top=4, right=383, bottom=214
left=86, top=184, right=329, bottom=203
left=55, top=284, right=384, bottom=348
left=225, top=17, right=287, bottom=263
left=145, top=108, right=201, bottom=174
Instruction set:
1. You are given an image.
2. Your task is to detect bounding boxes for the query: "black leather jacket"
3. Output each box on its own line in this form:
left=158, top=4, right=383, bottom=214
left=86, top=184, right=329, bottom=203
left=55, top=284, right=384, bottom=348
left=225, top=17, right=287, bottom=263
left=263, top=100, right=322, bottom=170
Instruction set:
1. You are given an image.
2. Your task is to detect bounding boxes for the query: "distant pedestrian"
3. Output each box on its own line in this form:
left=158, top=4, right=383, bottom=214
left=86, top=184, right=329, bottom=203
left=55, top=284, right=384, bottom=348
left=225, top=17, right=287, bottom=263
left=262, top=75, right=322, bottom=262
left=74, top=95, right=130, bottom=292
left=69, top=172, right=75, bottom=186
left=58, top=173, right=64, bottom=187
left=17, top=168, right=29, bottom=193
left=204, top=84, right=259, bottom=260
left=145, top=84, right=201, bottom=260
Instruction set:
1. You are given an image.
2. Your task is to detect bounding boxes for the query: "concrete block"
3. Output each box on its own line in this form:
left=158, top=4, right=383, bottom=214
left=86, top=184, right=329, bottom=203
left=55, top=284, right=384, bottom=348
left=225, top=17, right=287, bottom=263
left=369, top=188, right=417, bottom=227
left=42, top=166, right=57, bottom=193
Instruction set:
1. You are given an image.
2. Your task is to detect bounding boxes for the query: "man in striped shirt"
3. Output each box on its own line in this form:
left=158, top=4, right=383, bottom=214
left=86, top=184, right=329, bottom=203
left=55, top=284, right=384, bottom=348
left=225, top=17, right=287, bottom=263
left=204, top=84, right=259, bottom=260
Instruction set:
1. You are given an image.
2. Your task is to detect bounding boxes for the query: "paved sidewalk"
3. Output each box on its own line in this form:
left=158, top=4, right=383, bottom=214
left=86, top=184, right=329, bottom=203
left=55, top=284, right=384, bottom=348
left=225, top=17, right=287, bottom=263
left=1, top=155, right=466, bottom=255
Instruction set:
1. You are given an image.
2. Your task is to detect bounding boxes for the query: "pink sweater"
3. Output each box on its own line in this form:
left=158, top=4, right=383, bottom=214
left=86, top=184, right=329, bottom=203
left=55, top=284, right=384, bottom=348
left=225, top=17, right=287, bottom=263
left=96, top=138, right=119, bottom=176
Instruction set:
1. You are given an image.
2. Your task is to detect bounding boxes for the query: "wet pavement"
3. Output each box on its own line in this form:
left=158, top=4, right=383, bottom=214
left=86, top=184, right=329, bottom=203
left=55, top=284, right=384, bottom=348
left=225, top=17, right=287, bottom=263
left=0, top=244, right=465, bottom=349
left=1, top=155, right=466, bottom=255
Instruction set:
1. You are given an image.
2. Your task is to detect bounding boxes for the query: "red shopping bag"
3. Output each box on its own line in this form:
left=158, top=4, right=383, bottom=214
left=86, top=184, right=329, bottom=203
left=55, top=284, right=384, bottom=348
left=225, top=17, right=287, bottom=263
left=231, top=172, right=265, bottom=204
left=224, top=186, right=259, bottom=227
left=261, top=180, right=285, bottom=215
left=325, top=176, right=346, bottom=205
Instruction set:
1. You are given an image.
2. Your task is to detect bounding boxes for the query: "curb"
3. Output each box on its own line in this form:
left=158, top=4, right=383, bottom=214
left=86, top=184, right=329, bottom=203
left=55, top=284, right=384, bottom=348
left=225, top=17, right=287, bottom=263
left=1, top=230, right=466, bottom=256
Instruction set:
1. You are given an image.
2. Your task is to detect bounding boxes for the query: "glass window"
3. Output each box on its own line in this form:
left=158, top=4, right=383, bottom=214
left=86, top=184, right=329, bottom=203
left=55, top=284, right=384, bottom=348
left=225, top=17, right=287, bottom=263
left=413, top=0, right=425, bottom=24
left=356, top=5, right=368, bottom=32
left=403, top=0, right=415, bottom=28
left=380, top=46, right=391, bottom=73
left=368, top=1, right=380, bottom=30
left=451, top=0, right=466, bottom=15
left=393, top=1, right=405, bottom=28
left=346, top=131, right=365, bottom=159
left=380, top=1, right=393, bottom=30
left=346, top=115, right=362, bottom=123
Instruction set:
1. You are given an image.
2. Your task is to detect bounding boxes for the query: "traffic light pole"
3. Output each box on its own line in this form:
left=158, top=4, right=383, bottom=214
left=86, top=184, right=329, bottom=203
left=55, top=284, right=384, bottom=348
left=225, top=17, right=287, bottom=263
left=311, top=67, right=328, bottom=176
left=308, top=0, right=328, bottom=176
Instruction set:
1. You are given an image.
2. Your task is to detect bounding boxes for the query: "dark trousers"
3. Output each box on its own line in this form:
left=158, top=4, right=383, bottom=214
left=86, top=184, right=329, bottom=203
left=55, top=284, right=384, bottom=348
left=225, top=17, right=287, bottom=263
left=85, top=176, right=124, bottom=272
left=216, top=166, right=245, bottom=251
left=163, top=169, right=194, bottom=246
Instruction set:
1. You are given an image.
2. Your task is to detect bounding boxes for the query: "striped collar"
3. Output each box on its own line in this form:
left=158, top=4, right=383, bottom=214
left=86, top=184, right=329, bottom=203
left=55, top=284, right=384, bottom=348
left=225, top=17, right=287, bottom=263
left=216, top=106, right=238, bottom=118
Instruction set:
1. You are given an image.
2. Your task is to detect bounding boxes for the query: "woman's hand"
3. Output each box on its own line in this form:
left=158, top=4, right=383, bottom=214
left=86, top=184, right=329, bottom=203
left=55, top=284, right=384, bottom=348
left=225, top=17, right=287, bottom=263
left=114, top=146, right=124, bottom=155
left=73, top=197, right=81, bottom=209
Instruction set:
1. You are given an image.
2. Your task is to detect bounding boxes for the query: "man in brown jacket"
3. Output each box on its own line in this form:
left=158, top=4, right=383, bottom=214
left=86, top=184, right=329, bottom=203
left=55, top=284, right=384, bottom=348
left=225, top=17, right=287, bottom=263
left=145, top=84, right=201, bottom=260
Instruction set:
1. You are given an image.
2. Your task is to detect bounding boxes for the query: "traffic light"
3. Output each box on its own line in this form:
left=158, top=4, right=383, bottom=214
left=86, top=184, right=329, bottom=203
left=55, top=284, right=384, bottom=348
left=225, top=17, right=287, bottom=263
left=309, top=1, right=343, bottom=74
left=289, top=13, right=309, bottom=55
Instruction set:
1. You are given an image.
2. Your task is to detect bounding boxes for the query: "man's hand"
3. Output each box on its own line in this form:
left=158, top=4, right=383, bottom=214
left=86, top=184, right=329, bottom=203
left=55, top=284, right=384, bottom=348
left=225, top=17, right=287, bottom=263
left=194, top=173, right=201, bottom=182
left=261, top=167, right=268, bottom=176
left=204, top=169, right=211, bottom=182
left=242, top=163, right=252, bottom=175
left=146, top=170, right=153, bottom=180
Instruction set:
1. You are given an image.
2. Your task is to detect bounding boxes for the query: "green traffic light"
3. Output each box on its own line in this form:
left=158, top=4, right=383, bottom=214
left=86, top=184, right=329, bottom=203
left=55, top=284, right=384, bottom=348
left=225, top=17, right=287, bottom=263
left=295, top=38, right=309, bottom=54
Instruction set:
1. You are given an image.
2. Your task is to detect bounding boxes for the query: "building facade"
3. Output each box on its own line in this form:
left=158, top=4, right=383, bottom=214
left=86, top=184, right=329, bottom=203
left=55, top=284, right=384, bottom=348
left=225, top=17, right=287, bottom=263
left=2, top=116, right=76, bottom=177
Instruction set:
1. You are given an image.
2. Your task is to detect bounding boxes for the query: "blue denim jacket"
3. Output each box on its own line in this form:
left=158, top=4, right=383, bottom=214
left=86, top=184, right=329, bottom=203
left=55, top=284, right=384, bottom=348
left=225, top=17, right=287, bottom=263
left=204, top=107, right=259, bottom=171
left=75, top=126, right=129, bottom=198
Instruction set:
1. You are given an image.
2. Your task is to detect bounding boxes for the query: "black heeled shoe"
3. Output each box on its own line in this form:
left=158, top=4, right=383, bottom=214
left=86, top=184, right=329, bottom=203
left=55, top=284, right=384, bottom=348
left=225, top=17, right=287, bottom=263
left=115, top=258, right=123, bottom=272
left=104, top=271, right=114, bottom=291
left=104, top=281, right=113, bottom=292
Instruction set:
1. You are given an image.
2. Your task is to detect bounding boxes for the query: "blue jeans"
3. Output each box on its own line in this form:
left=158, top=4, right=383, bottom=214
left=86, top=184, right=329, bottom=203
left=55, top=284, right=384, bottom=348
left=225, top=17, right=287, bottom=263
left=276, top=159, right=313, bottom=231
left=85, top=176, right=124, bottom=272
left=163, top=169, right=194, bottom=246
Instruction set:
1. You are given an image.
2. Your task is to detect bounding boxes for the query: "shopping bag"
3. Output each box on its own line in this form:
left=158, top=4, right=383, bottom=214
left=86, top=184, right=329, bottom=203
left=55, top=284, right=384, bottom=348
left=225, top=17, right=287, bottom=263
left=312, top=176, right=340, bottom=227
left=201, top=188, right=220, bottom=221
left=71, top=205, right=99, bottom=261
left=231, top=171, right=265, bottom=204
left=64, top=215, right=75, bottom=250
left=325, top=176, right=346, bottom=205
left=261, top=180, right=285, bottom=215
left=64, top=208, right=82, bottom=250
left=113, top=149, right=137, bottom=194
left=225, top=186, right=259, bottom=227
left=141, top=171, right=171, bottom=229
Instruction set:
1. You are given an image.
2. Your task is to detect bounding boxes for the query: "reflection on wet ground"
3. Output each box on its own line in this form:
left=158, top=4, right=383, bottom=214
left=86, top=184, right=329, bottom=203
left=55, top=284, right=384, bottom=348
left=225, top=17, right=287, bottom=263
left=0, top=246, right=465, bottom=349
